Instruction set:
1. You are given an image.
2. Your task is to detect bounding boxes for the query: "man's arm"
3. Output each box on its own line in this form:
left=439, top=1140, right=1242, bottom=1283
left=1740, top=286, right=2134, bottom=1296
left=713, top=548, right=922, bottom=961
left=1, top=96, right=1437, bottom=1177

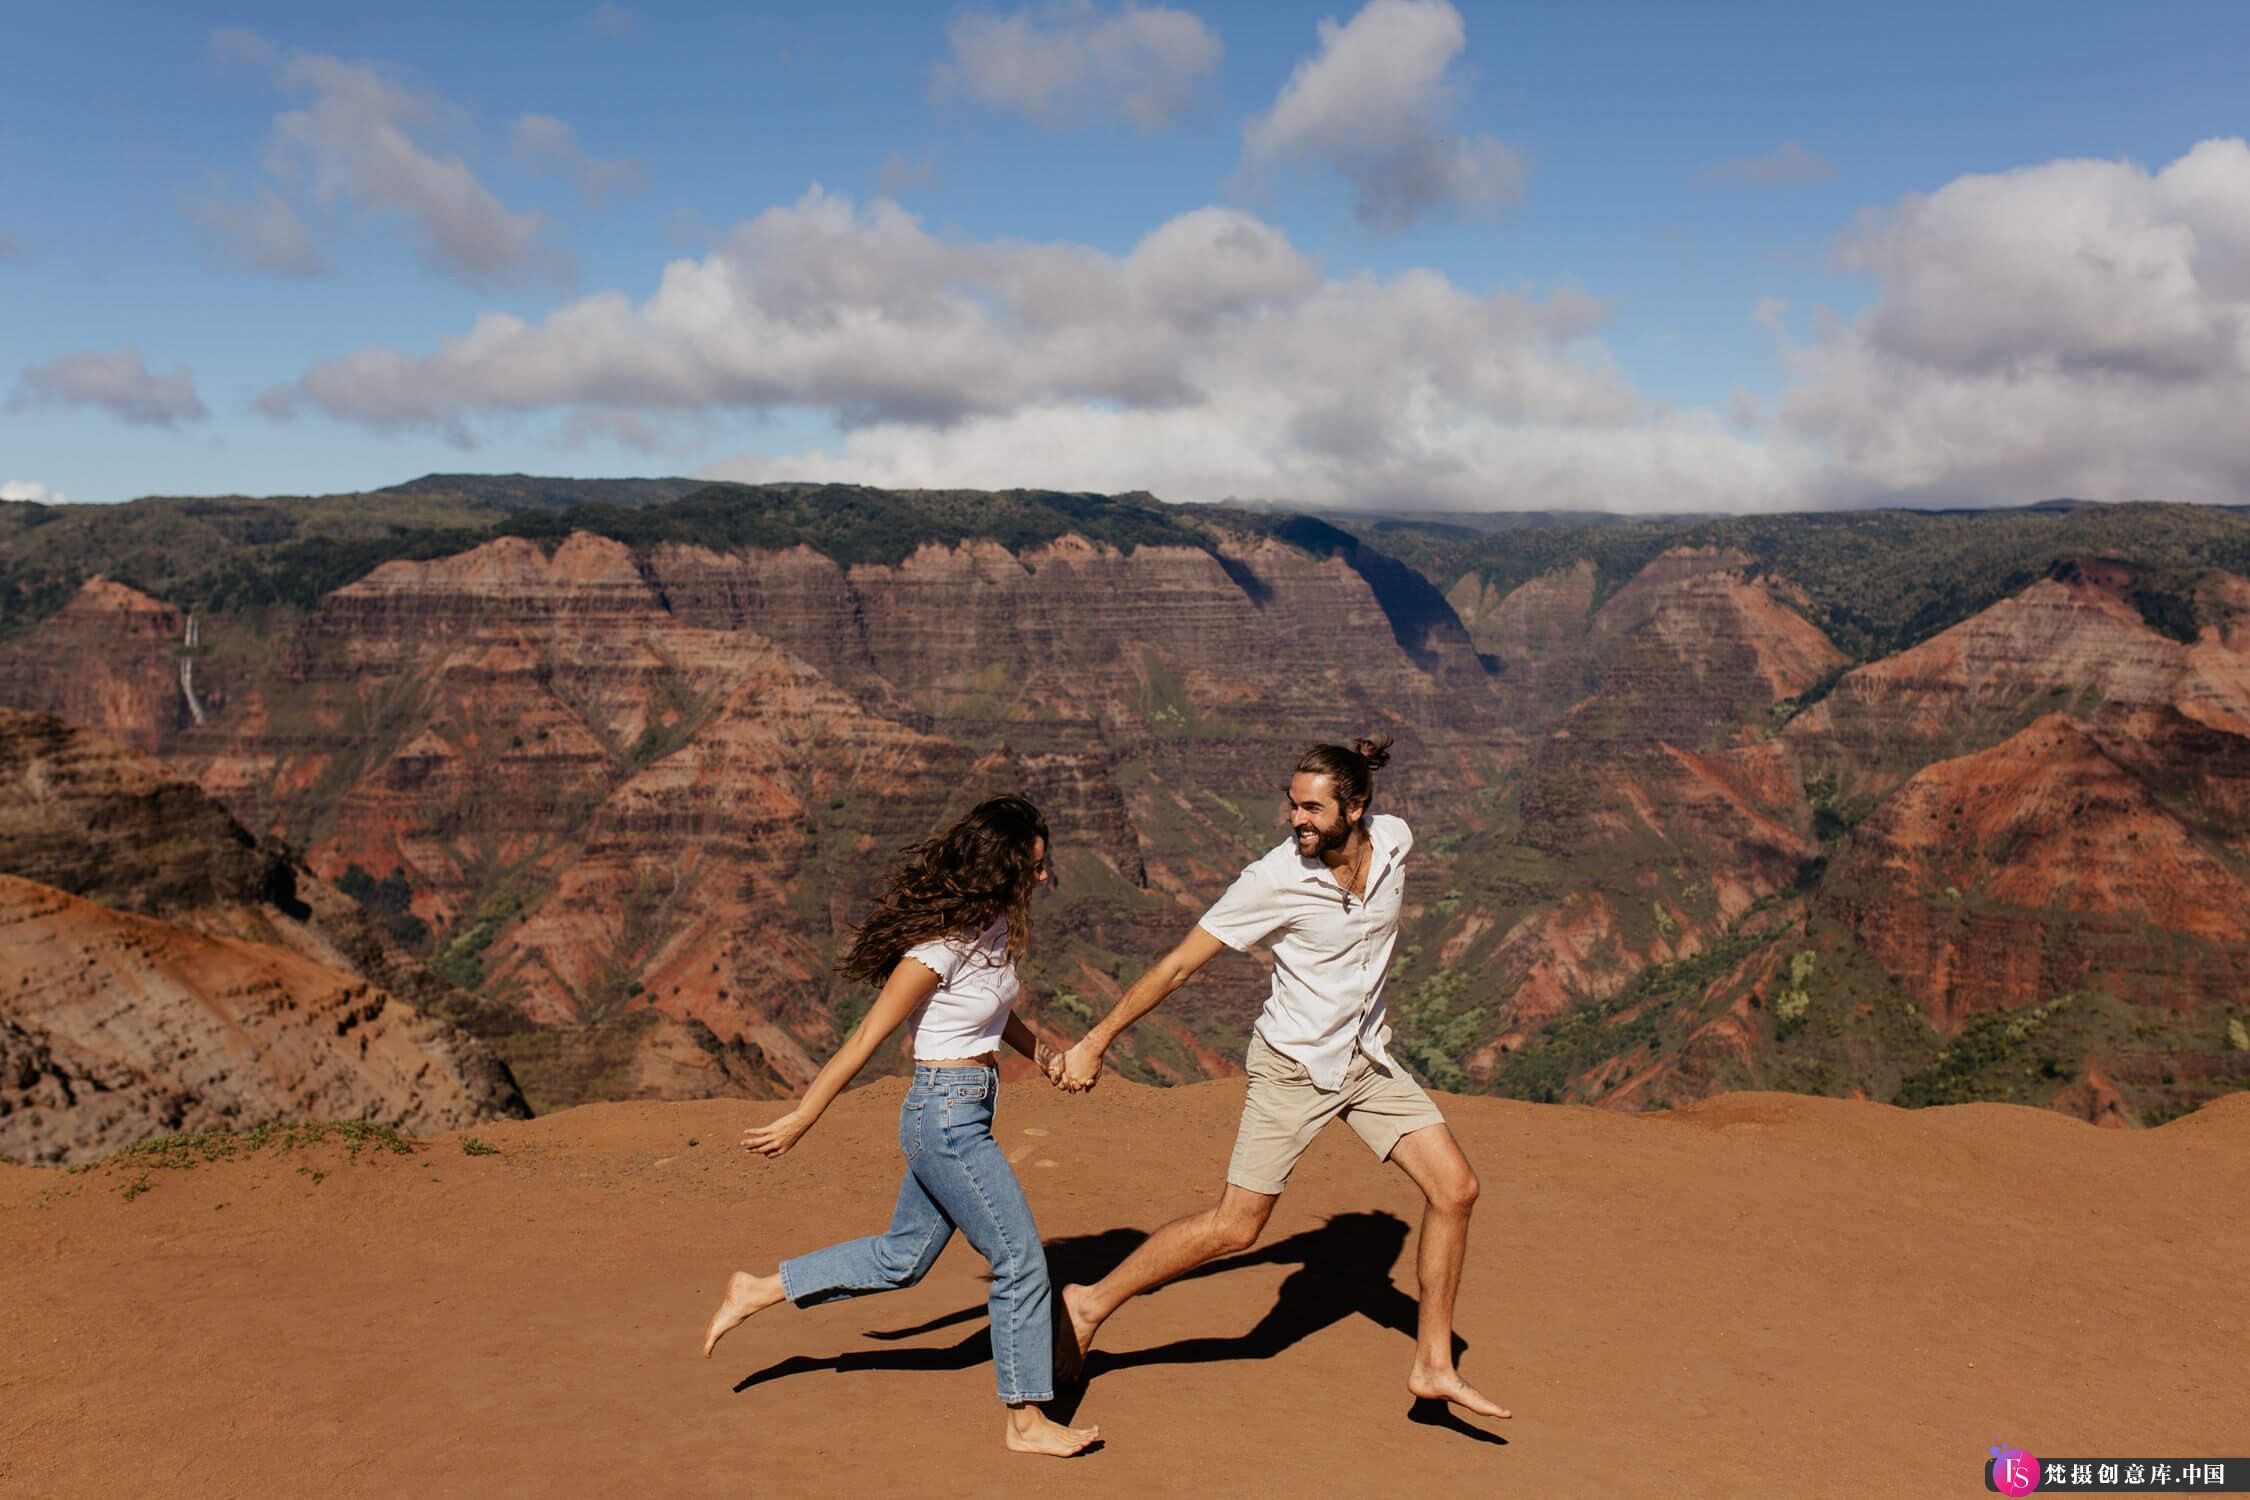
left=1059, top=926, right=1229, bottom=1090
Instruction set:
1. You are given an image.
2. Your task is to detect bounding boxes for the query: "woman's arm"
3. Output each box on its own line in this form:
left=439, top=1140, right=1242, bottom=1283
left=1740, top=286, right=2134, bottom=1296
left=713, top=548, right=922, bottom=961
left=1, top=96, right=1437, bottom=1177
left=1001, top=1011, right=1060, bottom=1081
left=741, top=958, right=941, bottom=1158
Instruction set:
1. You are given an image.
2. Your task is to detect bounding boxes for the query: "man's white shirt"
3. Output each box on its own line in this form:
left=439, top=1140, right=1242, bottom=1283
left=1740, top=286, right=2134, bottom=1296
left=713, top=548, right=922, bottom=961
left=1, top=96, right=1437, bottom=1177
left=1197, top=813, right=1413, bottom=1092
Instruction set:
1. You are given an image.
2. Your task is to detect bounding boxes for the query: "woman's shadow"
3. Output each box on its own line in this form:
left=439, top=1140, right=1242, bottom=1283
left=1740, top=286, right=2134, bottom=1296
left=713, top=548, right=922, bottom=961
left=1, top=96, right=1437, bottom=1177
left=731, top=1212, right=1502, bottom=1444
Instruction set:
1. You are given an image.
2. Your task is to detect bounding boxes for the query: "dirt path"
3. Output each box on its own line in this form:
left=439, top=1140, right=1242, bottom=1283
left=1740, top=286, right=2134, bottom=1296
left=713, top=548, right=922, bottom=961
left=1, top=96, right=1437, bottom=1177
left=5, top=1081, right=2246, bottom=1497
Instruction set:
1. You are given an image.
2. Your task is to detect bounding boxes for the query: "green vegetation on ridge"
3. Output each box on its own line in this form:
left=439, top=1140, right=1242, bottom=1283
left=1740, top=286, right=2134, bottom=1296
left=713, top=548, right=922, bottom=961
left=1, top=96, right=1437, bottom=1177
left=0, top=480, right=1288, bottom=641
left=497, top=482, right=1225, bottom=568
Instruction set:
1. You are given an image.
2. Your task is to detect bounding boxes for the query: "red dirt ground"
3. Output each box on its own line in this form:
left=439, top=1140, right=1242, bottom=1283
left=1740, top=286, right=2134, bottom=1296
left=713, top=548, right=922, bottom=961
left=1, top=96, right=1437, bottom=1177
left=5, top=1078, right=2246, bottom=1497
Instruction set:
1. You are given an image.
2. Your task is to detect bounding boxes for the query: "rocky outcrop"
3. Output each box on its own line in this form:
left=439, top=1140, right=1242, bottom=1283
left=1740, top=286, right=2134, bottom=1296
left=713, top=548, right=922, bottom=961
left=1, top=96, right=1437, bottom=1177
left=0, top=578, right=185, bottom=753
left=646, top=532, right=1500, bottom=731
left=1787, top=561, right=2250, bottom=799
left=1451, top=559, right=1597, bottom=711
left=0, top=875, right=517, bottom=1166
left=1820, top=713, right=2250, bottom=1026
left=0, top=707, right=304, bottom=916
left=1471, top=550, right=1841, bottom=1049
left=0, top=710, right=526, bottom=1161
left=1576, top=549, right=1844, bottom=745
left=1455, top=549, right=1844, bottom=736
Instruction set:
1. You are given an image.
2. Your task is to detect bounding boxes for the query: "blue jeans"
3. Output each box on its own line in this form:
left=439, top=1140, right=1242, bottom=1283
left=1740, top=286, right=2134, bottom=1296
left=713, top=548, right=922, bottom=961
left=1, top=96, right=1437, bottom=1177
left=778, top=1065, right=1054, bottom=1404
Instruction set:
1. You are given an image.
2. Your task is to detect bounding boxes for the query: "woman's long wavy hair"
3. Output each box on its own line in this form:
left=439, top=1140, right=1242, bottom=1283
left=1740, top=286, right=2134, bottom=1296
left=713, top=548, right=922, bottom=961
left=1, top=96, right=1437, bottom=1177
left=837, top=795, right=1050, bottom=984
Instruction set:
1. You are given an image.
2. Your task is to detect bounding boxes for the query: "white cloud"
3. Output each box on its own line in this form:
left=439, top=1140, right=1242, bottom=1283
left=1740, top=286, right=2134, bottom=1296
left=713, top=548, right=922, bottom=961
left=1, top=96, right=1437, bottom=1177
left=264, top=190, right=1800, bottom=511
left=12, top=348, right=209, bottom=428
left=935, top=1, right=1221, bottom=129
left=1779, top=137, right=2250, bottom=504
left=1242, top=0, right=1524, bottom=231
left=188, top=182, right=326, bottom=275
left=211, top=28, right=564, bottom=287
left=254, top=132, right=2250, bottom=514
left=1, top=479, right=67, bottom=503
left=704, top=398, right=1790, bottom=515
left=1698, top=140, right=1834, bottom=190
left=557, top=406, right=673, bottom=453
left=511, top=114, right=645, bottom=209
left=876, top=150, right=940, bottom=197
left=589, top=4, right=633, bottom=38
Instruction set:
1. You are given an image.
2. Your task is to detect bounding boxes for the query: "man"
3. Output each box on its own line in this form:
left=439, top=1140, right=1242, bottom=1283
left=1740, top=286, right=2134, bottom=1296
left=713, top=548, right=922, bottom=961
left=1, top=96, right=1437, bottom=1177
left=1052, top=735, right=1509, bottom=1420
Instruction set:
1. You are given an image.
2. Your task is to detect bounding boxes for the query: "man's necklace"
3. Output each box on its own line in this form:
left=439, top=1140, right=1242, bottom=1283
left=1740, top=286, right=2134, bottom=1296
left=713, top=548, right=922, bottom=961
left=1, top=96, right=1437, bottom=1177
left=1337, top=838, right=1369, bottom=910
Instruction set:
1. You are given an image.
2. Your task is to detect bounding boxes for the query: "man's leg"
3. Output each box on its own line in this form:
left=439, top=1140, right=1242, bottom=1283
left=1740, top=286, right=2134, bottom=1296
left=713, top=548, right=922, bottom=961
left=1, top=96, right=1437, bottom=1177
left=1058, top=1185, right=1276, bottom=1376
left=1387, top=1123, right=1510, bottom=1419
left=1061, top=1035, right=1326, bottom=1378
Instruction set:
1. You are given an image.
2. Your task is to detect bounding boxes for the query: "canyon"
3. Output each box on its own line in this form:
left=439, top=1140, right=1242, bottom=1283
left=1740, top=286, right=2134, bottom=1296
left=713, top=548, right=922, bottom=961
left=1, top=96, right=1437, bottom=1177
left=1, top=480, right=2245, bottom=1155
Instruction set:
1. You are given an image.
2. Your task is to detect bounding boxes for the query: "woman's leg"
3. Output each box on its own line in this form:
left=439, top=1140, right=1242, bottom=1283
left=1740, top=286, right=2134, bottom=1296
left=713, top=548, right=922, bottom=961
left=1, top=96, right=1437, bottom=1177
left=702, top=1135, right=955, bottom=1357
left=911, top=1080, right=1098, bottom=1455
left=931, top=1127, right=1054, bottom=1402
left=776, top=1166, right=954, bottom=1307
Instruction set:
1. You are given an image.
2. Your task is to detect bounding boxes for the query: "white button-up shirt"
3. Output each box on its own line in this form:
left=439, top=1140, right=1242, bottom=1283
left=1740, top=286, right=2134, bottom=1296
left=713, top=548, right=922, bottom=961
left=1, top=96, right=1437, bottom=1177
left=1197, top=813, right=1413, bottom=1092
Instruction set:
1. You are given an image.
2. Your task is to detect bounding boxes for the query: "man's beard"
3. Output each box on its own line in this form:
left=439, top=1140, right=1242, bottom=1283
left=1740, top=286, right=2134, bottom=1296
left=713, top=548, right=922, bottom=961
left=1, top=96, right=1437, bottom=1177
left=1295, top=816, right=1352, bottom=857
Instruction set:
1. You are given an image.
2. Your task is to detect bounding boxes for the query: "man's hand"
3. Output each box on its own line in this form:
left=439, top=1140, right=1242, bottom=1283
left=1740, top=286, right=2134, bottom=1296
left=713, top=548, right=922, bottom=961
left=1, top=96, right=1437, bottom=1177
left=1059, top=1039, right=1104, bottom=1093
left=742, top=1108, right=812, bottom=1158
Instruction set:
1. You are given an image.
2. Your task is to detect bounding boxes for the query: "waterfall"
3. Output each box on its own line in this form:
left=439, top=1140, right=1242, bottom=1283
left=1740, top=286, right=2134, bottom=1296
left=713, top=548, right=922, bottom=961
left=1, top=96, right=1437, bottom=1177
left=180, top=612, right=207, bottom=725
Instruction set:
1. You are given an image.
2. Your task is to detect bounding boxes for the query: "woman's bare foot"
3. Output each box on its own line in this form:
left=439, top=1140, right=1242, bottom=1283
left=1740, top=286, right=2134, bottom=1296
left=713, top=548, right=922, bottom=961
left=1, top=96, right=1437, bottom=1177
left=1054, top=1284, right=1100, bottom=1382
left=1408, top=1364, right=1512, bottom=1419
left=1004, top=1404, right=1101, bottom=1457
left=701, top=1270, right=786, bottom=1357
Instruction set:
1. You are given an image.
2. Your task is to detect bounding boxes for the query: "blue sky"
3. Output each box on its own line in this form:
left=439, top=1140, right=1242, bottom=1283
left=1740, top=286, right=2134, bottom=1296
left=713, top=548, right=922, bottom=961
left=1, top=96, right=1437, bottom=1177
left=4, top=0, right=2247, bottom=510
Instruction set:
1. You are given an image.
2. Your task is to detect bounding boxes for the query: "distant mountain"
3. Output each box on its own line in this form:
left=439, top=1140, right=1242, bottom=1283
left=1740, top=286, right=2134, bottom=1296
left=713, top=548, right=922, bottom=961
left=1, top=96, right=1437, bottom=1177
left=1371, top=500, right=2250, bottom=659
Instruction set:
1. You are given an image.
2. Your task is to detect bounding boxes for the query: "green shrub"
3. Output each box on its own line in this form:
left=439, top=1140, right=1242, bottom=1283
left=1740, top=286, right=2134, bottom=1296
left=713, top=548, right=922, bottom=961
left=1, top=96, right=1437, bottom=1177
left=1893, top=995, right=2076, bottom=1107
left=336, top=862, right=430, bottom=948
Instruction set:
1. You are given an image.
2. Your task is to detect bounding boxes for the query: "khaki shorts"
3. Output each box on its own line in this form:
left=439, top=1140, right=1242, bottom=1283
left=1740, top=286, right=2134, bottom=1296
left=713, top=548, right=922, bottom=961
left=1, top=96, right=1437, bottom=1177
left=1225, top=1031, right=1447, bottom=1196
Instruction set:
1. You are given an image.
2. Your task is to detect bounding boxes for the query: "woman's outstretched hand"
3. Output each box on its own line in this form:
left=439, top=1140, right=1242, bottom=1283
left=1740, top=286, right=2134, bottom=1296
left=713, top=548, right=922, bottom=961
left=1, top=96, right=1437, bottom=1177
left=742, top=1108, right=812, bottom=1157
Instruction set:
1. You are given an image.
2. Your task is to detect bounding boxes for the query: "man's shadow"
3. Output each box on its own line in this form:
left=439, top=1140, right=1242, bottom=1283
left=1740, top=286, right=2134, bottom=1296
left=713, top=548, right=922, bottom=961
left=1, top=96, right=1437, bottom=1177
left=731, top=1213, right=1502, bottom=1445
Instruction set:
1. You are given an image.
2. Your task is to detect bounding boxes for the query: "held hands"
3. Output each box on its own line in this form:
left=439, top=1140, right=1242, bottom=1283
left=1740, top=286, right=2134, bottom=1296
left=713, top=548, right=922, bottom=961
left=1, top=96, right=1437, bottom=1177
left=1057, top=1039, right=1104, bottom=1093
left=741, top=1107, right=812, bottom=1158
left=1034, top=1039, right=1084, bottom=1093
left=1035, top=1037, right=1103, bottom=1093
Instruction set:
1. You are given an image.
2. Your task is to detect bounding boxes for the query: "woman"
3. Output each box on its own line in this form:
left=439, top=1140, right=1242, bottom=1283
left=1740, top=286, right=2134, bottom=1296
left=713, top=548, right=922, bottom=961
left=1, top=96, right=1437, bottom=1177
left=700, top=795, right=1098, bottom=1458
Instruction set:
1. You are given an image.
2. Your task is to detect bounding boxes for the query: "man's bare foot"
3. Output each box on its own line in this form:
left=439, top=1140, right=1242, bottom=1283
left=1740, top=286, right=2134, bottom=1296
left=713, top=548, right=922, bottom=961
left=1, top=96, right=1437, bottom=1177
left=1004, top=1405, right=1101, bottom=1457
left=1408, top=1365, right=1512, bottom=1419
left=1054, top=1284, right=1100, bottom=1383
left=701, top=1270, right=785, bottom=1357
